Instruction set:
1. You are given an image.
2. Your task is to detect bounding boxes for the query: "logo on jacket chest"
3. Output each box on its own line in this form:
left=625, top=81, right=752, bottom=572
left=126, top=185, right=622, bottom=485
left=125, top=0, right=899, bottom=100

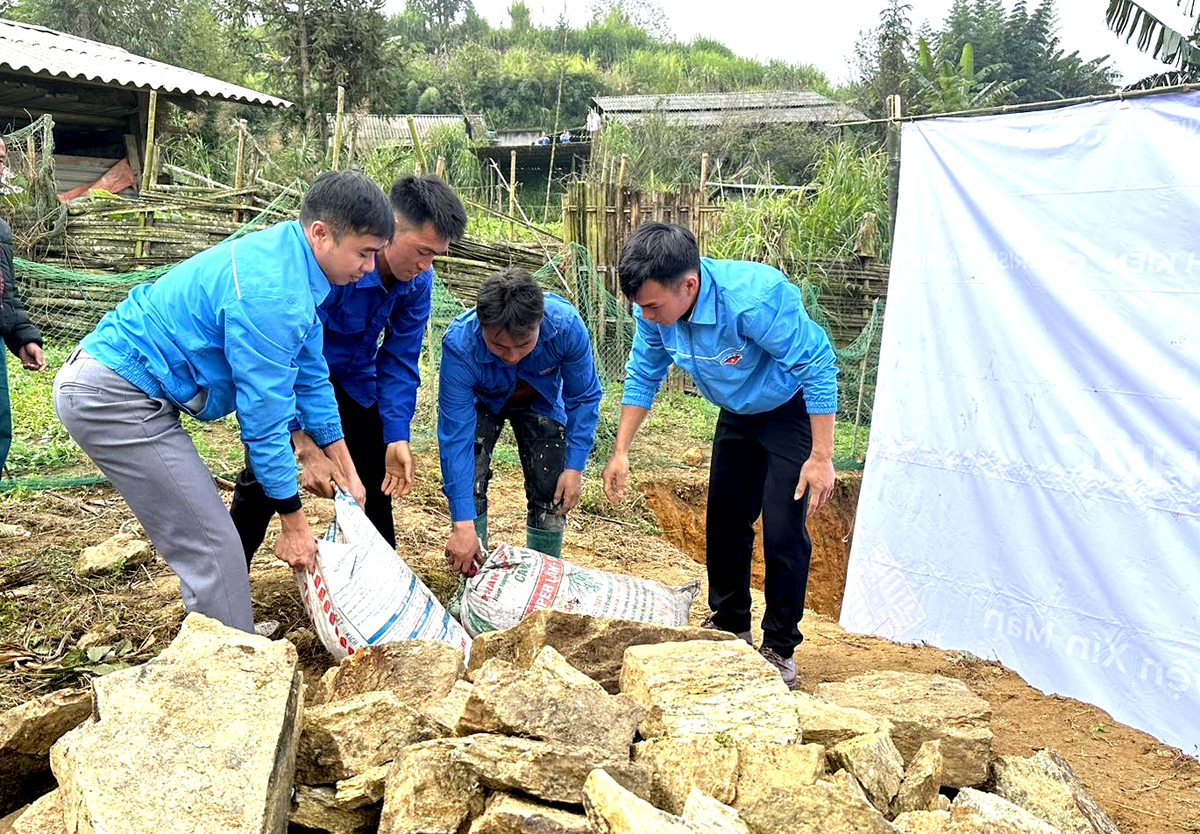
left=722, top=351, right=743, bottom=366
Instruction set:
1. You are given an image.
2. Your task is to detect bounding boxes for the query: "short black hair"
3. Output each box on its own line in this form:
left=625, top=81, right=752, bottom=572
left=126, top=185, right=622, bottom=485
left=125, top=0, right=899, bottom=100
left=390, top=174, right=467, bottom=242
left=476, top=267, right=544, bottom=338
left=617, top=222, right=701, bottom=299
left=300, top=171, right=394, bottom=240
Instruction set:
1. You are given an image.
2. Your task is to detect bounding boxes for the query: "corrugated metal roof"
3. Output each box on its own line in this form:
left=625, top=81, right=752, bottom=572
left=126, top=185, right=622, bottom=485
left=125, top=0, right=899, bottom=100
left=0, top=18, right=291, bottom=107
left=592, top=90, right=863, bottom=125
left=338, top=113, right=490, bottom=149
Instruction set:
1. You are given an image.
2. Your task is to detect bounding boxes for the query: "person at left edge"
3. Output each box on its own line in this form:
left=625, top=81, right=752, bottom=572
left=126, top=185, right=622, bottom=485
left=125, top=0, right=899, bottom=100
left=53, top=171, right=392, bottom=633
left=229, top=174, right=467, bottom=561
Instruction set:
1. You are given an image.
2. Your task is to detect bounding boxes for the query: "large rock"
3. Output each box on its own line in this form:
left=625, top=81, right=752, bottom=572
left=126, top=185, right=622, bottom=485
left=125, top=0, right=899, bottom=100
left=738, top=780, right=898, bottom=834
left=290, top=785, right=378, bottom=834
left=295, top=689, right=441, bottom=784
left=468, top=793, right=591, bottom=833
left=467, top=610, right=733, bottom=693
left=50, top=613, right=303, bottom=834
left=827, top=730, right=904, bottom=814
left=632, top=736, right=739, bottom=814
left=893, top=741, right=943, bottom=816
left=379, top=739, right=484, bottom=834
left=450, top=733, right=651, bottom=806
left=582, top=768, right=696, bottom=833
left=891, top=810, right=951, bottom=834
left=620, top=640, right=799, bottom=744
left=990, top=750, right=1119, bottom=834
left=422, top=679, right=474, bottom=736
left=6, top=790, right=64, bottom=834
left=949, top=787, right=1062, bottom=833
left=327, top=640, right=464, bottom=707
left=531, top=646, right=606, bottom=692
left=793, top=691, right=890, bottom=749
left=335, top=765, right=389, bottom=810
left=0, top=689, right=91, bottom=815
left=814, top=672, right=992, bottom=787
left=683, top=791, right=751, bottom=834
left=459, top=658, right=643, bottom=754
left=733, top=742, right=826, bottom=810
left=75, top=533, right=152, bottom=577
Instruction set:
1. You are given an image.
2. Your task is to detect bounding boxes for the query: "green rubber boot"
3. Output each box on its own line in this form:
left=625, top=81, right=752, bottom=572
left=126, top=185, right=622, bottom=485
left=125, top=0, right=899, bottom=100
left=473, top=513, right=488, bottom=551
left=525, top=526, right=563, bottom=559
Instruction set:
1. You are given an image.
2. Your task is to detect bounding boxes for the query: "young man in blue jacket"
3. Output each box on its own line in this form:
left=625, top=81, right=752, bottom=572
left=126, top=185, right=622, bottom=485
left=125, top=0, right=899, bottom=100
left=54, top=171, right=393, bottom=633
left=439, top=267, right=602, bottom=571
left=229, top=174, right=466, bottom=559
left=601, top=222, right=839, bottom=689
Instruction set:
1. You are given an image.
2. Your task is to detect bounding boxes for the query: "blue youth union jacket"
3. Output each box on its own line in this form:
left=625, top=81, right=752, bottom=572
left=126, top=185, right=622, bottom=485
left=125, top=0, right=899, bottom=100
left=622, top=257, right=839, bottom=415
left=81, top=220, right=343, bottom=502
left=318, top=267, right=432, bottom=443
left=437, top=292, right=602, bottom=522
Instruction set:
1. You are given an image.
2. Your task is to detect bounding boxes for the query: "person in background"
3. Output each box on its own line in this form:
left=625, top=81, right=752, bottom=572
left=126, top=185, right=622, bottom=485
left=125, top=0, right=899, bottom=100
left=559, top=129, right=571, bottom=144
left=229, top=174, right=466, bottom=561
left=438, top=267, right=602, bottom=572
left=601, top=222, right=839, bottom=690
left=0, top=136, right=47, bottom=477
left=54, top=171, right=393, bottom=632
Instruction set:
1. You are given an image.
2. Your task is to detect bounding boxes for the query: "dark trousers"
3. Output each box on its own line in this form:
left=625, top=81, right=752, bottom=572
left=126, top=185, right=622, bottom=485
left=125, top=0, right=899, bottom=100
left=229, top=382, right=394, bottom=569
left=473, top=400, right=567, bottom=532
left=0, top=347, right=10, bottom=476
left=706, top=390, right=813, bottom=658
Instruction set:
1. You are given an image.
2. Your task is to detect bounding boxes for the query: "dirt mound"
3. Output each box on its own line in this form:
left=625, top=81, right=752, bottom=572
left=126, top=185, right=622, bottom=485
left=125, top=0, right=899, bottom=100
left=642, top=470, right=858, bottom=619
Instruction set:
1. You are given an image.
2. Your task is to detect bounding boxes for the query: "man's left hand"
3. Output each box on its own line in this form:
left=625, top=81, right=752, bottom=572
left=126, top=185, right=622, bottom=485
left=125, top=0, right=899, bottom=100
left=794, top=456, right=835, bottom=513
left=18, top=343, right=45, bottom=372
left=553, top=469, right=583, bottom=515
left=382, top=440, right=414, bottom=497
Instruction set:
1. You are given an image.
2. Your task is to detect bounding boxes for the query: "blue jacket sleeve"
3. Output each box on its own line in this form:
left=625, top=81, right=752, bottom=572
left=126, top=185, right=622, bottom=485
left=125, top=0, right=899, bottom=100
left=437, top=340, right=480, bottom=522
left=292, top=317, right=344, bottom=445
left=620, top=309, right=673, bottom=409
left=558, top=312, right=603, bottom=471
left=222, top=294, right=311, bottom=502
left=742, top=280, right=840, bottom=414
left=377, top=276, right=432, bottom=444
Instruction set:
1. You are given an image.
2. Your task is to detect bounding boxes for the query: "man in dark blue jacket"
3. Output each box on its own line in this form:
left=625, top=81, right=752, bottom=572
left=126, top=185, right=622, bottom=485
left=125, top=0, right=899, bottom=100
left=0, top=137, right=47, bottom=477
left=55, top=171, right=393, bottom=632
left=439, top=268, right=602, bottom=570
left=229, top=175, right=466, bottom=559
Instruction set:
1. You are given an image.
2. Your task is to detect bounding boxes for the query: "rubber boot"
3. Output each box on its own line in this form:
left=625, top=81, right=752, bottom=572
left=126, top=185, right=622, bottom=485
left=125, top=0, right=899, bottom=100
left=526, top=526, right=563, bottom=559
left=473, top=513, right=488, bottom=551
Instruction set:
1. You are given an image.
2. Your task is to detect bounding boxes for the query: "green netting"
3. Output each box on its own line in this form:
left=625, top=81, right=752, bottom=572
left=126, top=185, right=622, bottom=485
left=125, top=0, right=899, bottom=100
left=3, top=239, right=884, bottom=490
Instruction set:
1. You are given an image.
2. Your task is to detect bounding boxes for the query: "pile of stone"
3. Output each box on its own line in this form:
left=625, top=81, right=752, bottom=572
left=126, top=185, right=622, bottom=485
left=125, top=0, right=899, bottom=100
left=0, top=609, right=1121, bottom=834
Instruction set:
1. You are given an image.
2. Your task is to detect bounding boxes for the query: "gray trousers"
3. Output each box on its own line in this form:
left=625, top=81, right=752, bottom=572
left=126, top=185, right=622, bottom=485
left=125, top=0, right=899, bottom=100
left=54, top=349, right=254, bottom=632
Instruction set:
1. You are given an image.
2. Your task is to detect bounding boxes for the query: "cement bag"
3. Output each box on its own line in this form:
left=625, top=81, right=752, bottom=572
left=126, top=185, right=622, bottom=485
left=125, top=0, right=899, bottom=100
left=296, top=491, right=470, bottom=661
left=452, top=541, right=700, bottom=637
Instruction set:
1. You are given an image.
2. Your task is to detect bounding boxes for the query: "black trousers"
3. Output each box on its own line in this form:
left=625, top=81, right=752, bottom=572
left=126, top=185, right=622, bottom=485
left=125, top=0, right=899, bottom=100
left=229, top=381, right=394, bottom=569
left=473, top=400, right=567, bottom=532
left=706, top=390, right=813, bottom=658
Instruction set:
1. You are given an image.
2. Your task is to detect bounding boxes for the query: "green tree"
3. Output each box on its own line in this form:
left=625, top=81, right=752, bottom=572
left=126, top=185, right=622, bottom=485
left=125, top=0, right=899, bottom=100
left=910, top=36, right=1024, bottom=113
left=852, top=0, right=915, bottom=118
left=1105, top=0, right=1200, bottom=80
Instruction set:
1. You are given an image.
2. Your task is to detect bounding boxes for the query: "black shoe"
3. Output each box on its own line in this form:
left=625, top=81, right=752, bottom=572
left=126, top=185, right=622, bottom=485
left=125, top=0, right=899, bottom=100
left=700, top=613, right=752, bottom=646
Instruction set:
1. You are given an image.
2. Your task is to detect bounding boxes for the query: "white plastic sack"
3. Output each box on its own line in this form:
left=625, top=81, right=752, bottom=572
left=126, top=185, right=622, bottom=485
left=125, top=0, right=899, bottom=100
left=296, top=491, right=470, bottom=661
left=452, top=541, right=700, bottom=637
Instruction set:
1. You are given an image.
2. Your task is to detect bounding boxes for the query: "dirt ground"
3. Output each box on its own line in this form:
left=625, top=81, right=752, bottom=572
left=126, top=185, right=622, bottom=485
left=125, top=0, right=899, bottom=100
left=1, top=452, right=1198, bottom=833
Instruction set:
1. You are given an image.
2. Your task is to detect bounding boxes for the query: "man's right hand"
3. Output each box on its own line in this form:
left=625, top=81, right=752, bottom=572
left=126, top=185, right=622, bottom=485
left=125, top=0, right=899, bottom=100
left=602, top=452, right=631, bottom=503
left=445, top=521, right=483, bottom=575
left=276, top=511, right=317, bottom=570
left=297, top=448, right=343, bottom=499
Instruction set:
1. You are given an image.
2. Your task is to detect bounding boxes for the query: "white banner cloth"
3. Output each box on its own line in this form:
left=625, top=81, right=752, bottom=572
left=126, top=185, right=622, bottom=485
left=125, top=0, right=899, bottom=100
left=842, top=91, right=1200, bottom=752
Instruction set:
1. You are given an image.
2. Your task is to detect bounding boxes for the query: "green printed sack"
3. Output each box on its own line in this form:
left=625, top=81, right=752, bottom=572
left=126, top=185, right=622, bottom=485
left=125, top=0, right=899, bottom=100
left=452, top=542, right=700, bottom=637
